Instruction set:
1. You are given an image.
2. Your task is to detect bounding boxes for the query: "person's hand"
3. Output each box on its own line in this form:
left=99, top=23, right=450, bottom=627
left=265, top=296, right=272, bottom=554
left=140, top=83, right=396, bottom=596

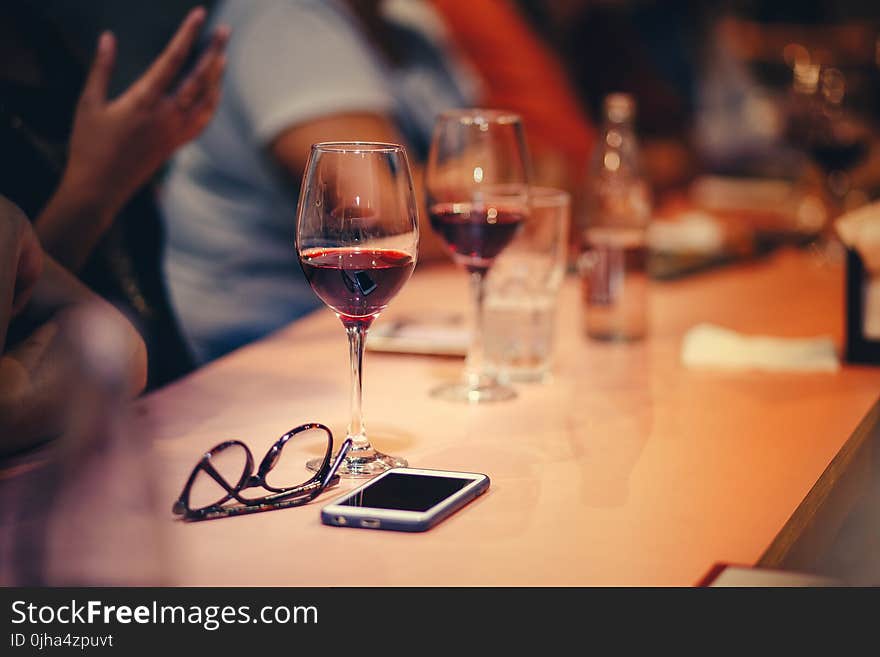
left=11, top=215, right=42, bottom=318
left=0, top=197, right=44, bottom=321
left=57, top=7, right=230, bottom=220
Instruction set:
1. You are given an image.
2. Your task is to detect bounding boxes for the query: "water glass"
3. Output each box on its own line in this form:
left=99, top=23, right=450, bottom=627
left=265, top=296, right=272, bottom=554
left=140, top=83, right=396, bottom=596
left=484, top=187, right=570, bottom=382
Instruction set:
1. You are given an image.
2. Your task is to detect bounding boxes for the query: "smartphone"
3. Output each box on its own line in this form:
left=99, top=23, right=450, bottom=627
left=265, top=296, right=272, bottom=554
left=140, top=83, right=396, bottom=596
left=321, top=467, right=489, bottom=532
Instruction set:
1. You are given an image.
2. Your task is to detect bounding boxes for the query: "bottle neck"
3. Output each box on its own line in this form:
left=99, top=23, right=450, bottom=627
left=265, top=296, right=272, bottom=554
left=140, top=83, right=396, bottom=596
left=605, top=118, right=634, bottom=132
left=586, top=118, right=650, bottom=230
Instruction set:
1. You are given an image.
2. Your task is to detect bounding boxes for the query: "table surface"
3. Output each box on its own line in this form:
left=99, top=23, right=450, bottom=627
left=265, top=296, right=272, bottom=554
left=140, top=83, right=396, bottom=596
left=134, top=249, right=880, bottom=586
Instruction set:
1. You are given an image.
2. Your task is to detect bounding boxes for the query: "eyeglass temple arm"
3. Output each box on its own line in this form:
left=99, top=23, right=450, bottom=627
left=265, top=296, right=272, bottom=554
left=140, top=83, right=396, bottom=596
left=187, top=491, right=320, bottom=521
left=322, top=438, right=353, bottom=488
left=257, top=475, right=337, bottom=504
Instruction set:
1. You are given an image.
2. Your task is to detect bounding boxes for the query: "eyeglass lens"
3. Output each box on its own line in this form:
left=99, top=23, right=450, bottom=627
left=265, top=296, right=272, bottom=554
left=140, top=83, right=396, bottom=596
left=263, top=426, right=330, bottom=491
left=189, top=442, right=249, bottom=510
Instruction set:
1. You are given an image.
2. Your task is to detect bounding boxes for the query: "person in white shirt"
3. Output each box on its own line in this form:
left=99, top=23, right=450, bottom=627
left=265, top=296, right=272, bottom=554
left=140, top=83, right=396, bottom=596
left=160, top=0, right=478, bottom=363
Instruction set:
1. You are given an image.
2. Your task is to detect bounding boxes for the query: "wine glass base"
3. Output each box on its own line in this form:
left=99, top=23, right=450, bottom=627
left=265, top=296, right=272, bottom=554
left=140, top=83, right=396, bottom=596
left=306, top=451, right=407, bottom=479
left=430, top=381, right=517, bottom=403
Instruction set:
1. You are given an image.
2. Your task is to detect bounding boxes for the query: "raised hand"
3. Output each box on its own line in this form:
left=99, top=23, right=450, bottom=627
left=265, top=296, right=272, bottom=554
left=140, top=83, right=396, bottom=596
left=65, top=7, right=229, bottom=213
left=37, top=7, right=230, bottom=270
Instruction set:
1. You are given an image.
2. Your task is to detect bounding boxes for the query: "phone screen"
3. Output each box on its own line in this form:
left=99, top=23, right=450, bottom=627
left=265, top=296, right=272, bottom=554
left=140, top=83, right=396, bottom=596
left=338, top=473, right=471, bottom=512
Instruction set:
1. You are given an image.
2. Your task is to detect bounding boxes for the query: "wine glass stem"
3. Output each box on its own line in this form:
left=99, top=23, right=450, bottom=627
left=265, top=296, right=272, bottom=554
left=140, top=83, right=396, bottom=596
left=464, top=269, right=488, bottom=388
left=344, top=321, right=372, bottom=453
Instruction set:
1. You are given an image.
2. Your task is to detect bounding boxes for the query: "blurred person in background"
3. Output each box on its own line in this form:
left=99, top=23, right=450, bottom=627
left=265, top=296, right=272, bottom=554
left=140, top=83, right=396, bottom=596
left=430, top=0, right=596, bottom=195
left=713, top=1, right=880, bottom=200
left=518, top=0, right=702, bottom=193
left=0, top=196, right=147, bottom=456
left=0, top=4, right=229, bottom=387
left=160, top=0, right=479, bottom=364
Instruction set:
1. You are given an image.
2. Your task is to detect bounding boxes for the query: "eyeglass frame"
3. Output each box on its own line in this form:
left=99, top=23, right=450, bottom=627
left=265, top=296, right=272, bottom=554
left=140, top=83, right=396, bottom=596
left=173, top=423, right=352, bottom=521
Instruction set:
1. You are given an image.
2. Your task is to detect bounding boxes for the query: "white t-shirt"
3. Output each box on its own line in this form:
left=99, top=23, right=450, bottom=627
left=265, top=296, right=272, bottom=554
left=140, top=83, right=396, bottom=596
left=160, top=0, right=476, bottom=363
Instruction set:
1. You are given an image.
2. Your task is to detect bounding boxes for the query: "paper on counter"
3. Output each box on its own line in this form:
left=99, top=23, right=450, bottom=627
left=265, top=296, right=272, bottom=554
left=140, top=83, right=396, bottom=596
left=367, top=315, right=468, bottom=357
left=681, top=323, right=839, bottom=372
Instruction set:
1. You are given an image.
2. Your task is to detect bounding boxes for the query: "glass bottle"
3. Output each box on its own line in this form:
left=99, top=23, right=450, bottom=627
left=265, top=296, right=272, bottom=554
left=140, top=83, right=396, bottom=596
left=580, top=93, right=652, bottom=341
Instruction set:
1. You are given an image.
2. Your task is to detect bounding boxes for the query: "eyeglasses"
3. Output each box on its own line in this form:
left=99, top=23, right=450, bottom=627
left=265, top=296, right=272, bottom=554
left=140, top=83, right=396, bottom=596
left=173, top=423, right=351, bottom=521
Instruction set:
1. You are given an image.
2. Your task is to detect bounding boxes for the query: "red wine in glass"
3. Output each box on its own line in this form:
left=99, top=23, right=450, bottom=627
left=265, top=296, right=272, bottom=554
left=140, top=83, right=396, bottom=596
left=300, top=247, right=415, bottom=323
left=428, top=202, right=525, bottom=273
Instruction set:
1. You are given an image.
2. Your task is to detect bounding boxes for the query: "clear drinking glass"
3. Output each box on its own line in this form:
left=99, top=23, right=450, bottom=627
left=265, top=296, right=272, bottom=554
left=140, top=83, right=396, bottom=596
left=484, top=187, right=570, bottom=382
left=425, top=109, right=531, bottom=403
left=296, top=142, right=418, bottom=477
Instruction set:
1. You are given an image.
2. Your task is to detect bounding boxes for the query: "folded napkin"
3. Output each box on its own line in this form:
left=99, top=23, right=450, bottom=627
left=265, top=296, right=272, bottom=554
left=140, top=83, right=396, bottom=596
left=648, top=211, right=724, bottom=255
left=681, top=323, right=839, bottom=372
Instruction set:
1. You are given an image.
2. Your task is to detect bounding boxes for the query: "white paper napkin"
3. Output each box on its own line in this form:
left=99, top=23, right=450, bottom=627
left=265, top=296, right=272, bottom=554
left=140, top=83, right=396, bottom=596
left=681, top=323, right=839, bottom=372
left=648, top=211, right=725, bottom=255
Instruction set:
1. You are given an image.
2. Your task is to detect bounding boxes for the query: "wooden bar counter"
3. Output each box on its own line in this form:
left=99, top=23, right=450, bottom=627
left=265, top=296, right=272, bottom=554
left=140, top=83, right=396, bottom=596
left=134, top=248, right=880, bottom=586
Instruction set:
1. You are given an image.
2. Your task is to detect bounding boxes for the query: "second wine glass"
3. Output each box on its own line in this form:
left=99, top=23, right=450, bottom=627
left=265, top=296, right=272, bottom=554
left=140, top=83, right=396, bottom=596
left=426, top=109, right=531, bottom=403
left=296, top=142, right=418, bottom=477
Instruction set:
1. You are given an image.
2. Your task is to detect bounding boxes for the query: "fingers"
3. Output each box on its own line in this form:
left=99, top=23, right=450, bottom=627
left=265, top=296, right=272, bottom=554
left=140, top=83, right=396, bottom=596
left=174, top=25, right=230, bottom=111
left=182, top=81, right=223, bottom=139
left=12, top=222, right=44, bottom=318
left=80, top=31, right=116, bottom=105
left=136, top=6, right=207, bottom=98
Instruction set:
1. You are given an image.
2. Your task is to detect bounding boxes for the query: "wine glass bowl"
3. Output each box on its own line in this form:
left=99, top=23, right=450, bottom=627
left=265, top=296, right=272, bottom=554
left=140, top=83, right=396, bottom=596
left=428, top=185, right=529, bottom=273
left=426, top=109, right=531, bottom=403
left=296, top=142, right=418, bottom=477
left=789, top=65, right=870, bottom=214
left=300, top=247, right=415, bottom=322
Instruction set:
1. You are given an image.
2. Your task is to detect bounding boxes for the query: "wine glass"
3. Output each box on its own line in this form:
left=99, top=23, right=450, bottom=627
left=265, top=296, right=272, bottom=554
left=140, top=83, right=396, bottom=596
left=806, top=68, right=869, bottom=208
left=296, top=142, right=418, bottom=477
left=426, top=109, right=531, bottom=403
left=788, top=65, right=871, bottom=259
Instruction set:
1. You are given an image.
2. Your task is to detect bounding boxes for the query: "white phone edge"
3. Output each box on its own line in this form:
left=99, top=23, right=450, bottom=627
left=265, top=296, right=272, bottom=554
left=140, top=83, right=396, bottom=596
left=320, top=467, right=490, bottom=532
